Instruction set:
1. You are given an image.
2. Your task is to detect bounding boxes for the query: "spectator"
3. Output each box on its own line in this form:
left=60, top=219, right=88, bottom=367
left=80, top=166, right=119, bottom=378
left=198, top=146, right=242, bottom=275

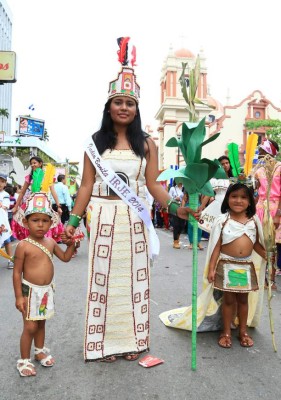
left=52, top=174, right=72, bottom=224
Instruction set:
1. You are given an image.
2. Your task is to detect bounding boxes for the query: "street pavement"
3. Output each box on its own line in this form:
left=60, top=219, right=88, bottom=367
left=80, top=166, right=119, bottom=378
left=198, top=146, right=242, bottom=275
left=0, top=228, right=280, bottom=400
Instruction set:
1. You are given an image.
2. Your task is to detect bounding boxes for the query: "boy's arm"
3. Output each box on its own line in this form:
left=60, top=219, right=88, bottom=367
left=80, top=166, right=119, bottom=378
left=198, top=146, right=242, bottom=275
left=53, top=241, right=76, bottom=262
left=13, top=243, right=26, bottom=314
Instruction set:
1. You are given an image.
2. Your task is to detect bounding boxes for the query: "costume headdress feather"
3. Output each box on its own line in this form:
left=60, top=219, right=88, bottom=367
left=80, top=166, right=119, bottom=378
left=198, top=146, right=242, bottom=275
left=244, top=133, right=258, bottom=176
left=0, top=248, right=13, bottom=262
left=31, top=168, right=44, bottom=192
left=108, top=37, right=140, bottom=103
left=117, top=37, right=130, bottom=65
left=227, top=142, right=241, bottom=177
left=41, top=163, right=56, bottom=192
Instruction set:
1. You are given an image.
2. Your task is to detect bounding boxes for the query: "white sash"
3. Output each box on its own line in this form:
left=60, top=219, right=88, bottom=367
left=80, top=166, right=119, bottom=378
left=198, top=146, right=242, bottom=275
left=84, top=136, right=160, bottom=259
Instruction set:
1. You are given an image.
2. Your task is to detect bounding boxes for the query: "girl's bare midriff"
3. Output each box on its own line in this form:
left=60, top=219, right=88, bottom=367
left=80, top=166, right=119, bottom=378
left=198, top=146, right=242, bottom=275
left=221, top=234, right=253, bottom=258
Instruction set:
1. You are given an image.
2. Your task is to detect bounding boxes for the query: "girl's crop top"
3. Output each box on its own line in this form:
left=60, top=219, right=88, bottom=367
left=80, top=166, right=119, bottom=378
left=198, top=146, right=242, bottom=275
left=221, top=218, right=257, bottom=245
left=92, top=149, right=147, bottom=200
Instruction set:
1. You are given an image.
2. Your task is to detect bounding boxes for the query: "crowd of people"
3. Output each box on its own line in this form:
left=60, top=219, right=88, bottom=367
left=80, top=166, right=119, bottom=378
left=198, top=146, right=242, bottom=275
left=0, top=37, right=280, bottom=377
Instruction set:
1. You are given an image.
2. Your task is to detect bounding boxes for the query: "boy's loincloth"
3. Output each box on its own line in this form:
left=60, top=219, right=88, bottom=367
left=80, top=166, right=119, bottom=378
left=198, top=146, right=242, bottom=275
left=22, top=278, right=55, bottom=321
left=214, top=253, right=258, bottom=293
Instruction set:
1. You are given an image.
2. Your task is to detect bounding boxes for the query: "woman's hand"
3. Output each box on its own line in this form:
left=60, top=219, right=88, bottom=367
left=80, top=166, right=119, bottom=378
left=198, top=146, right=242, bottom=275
left=176, top=206, right=201, bottom=220
left=11, top=205, right=18, bottom=214
left=57, top=206, right=63, bottom=216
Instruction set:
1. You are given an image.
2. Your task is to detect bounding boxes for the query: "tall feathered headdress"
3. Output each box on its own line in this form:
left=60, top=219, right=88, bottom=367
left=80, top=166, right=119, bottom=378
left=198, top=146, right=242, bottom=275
left=108, top=37, right=140, bottom=103
left=227, top=142, right=241, bottom=177
left=244, top=133, right=258, bottom=176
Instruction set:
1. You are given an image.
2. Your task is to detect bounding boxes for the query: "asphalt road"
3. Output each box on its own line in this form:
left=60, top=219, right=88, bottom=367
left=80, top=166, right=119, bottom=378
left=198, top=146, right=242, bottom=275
left=0, top=228, right=280, bottom=400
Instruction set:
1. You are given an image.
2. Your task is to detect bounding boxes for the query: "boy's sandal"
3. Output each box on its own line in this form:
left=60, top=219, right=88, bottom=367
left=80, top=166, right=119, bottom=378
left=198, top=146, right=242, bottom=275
left=218, top=333, right=232, bottom=348
left=238, top=333, right=254, bottom=347
left=17, top=358, right=36, bottom=377
left=123, top=353, right=140, bottom=361
left=34, top=346, right=55, bottom=367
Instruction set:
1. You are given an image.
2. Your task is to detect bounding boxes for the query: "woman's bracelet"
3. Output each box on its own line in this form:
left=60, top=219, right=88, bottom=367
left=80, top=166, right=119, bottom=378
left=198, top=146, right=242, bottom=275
left=68, top=213, right=82, bottom=228
left=166, top=198, right=181, bottom=216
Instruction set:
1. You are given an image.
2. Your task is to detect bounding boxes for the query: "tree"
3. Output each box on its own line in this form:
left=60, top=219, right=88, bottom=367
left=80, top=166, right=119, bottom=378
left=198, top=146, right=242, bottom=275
left=0, top=108, right=9, bottom=131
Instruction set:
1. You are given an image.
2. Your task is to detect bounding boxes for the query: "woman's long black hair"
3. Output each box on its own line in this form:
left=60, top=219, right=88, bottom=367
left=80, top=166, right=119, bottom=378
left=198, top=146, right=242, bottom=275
left=218, top=155, right=234, bottom=178
left=221, top=183, right=256, bottom=218
left=92, top=98, right=149, bottom=159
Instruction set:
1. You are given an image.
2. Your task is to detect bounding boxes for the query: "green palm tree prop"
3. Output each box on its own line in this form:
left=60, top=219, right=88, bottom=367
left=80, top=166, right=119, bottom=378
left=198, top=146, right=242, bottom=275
left=157, top=56, right=220, bottom=370
left=0, top=108, right=9, bottom=131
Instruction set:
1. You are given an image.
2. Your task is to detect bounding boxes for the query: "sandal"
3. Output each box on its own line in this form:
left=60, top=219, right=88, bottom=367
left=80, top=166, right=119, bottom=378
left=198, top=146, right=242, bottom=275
left=123, top=353, right=140, bottom=361
left=17, top=358, right=36, bottom=377
left=238, top=332, right=254, bottom=347
left=97, top=356, right=117, bottom=363
left=34, top=346, right=55, bottom=367
left=218, top=333, right=232, bottom=348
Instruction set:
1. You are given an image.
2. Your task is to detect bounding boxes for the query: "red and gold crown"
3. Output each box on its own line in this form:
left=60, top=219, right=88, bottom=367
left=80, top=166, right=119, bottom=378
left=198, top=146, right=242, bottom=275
left=108, top=37, right=140, bottom=103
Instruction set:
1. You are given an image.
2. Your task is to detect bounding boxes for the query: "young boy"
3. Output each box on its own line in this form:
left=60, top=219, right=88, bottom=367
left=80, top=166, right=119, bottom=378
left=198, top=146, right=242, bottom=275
left=13, top=192, right=76, bottom=377
left=0, top=173, right=13, bottom=267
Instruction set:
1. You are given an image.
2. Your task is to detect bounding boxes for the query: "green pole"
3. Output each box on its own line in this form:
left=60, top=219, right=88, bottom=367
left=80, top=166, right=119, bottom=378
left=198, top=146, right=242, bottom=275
left=189, top=192, right=199, bottom=370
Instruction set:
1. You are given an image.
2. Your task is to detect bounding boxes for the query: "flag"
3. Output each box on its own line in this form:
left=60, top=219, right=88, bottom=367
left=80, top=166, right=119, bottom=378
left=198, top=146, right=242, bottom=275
left=28, top=104, right=35, bottom=111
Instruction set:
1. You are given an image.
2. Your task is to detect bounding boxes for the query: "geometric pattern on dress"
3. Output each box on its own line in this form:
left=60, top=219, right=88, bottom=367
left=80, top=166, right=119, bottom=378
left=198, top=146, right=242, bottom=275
left=134, top=222, right=143, bottom=234
left=144, top=289, right=149, bottom=299
left=97, top=244, right=109, bottom=258
left=96, top=342, right=103, bottom=351
left=100, top=294, right=106, bottom=303
left=89, top=325, right=96, bottom=334
left=137, top=268, right=147, bottom=281
left=93, top=308, right=101, bottom=317
left=100, top=224, right=113, bottom=237
left=95, top=273, right=106, bottom=286
left=135, top=241, right=145, bottom=253
left=134, top=292, right=141, bottom=303
left=87, top=342, right=95, bottom=351
left=90, top=292, right=98, bottom=301
left=141, top=304, right=148, bottom=314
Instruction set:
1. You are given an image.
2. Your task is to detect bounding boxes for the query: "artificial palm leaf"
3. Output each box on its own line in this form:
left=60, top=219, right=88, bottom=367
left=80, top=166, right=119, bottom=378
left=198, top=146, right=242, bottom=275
left=244, top=134, right=258, bottom=176
left=41, top=163, right=56, bottom=192
left=31, top=168, right=44, bottom=192
left=227, top=142, right=241, bottom=176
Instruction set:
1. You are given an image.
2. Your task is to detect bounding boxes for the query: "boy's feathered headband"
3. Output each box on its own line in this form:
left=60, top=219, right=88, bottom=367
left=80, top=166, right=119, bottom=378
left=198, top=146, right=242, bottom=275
left=108, top=37, right=140, bottom=103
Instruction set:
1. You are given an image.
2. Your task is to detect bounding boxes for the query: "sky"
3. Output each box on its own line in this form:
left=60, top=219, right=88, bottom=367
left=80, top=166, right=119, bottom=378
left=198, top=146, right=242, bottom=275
left=6, top=0, right=281, bottom=169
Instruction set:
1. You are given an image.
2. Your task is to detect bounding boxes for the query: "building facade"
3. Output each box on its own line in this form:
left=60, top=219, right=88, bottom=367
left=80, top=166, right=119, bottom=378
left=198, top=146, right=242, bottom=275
left=155, top=46, right=223, bottom=170
left=156, top=47, right=281, bottom=170
left=0, top=0, right=13, bottom=134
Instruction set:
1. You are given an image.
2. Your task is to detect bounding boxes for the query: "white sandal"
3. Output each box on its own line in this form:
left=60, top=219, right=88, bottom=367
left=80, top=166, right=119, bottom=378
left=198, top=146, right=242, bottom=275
left=17, top=358, right=36, bottom=377
left=34, top=346, right=55, bottom=367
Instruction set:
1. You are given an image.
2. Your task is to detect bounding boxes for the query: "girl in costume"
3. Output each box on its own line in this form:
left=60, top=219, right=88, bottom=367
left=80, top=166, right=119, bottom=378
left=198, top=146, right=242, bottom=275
left=207, top=182, right=266, bottom=348
left=12, top=156, right=64, bottom=242
left=64, top=37, right=198, bottom=363
left=254, top=139, right=281, bottom=290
